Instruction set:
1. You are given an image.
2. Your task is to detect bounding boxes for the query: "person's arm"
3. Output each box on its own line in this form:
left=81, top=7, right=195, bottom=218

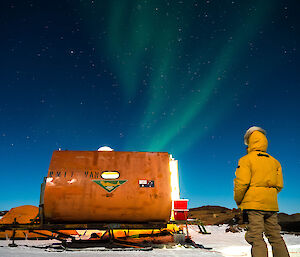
left=276, top=161, right=283, bottom=193
left=234, top=156, right=251, bottom=206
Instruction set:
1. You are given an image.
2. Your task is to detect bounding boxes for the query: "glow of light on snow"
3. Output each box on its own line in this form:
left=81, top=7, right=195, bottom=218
left=221, top=246, right=251, bottom=256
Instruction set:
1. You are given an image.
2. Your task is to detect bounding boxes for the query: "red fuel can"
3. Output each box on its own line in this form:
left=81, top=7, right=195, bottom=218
left=173, top=199, right=188, bottom=209
left=174, top=210, right=189, bottom=221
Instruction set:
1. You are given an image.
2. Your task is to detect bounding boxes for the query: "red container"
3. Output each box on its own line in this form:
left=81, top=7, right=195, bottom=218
left=173, top=199, right=188, bottom=210
left=174, top=210, right=189, bottom=221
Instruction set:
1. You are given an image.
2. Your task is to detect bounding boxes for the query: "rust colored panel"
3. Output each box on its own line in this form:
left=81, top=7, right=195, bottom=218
left=0, top=205, right=77, bottom=239
left=43, top=151, right=172, bottom=223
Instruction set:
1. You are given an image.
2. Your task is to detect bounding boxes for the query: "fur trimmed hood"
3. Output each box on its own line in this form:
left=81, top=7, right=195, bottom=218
left=244, top=126, right=266, bottom=145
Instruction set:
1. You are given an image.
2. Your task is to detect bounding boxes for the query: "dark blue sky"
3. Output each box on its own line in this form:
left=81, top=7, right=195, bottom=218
left=0, top=0, right=299, bottom=214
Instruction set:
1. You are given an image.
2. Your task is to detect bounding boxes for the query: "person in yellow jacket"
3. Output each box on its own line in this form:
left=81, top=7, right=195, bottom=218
left=234, top=126, right=290, bottom=257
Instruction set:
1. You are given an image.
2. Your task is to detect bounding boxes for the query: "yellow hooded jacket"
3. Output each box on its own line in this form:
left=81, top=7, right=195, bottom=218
left=234, top=131, right=283, bottom=211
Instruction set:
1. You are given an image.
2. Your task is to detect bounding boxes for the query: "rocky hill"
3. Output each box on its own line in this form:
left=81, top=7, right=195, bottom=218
left=189, top=206, right=300, bottom=233
left=189, top=206, right=242, bottom=225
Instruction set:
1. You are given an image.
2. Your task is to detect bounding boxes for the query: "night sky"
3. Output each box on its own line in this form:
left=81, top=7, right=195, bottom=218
left=1, top=0, right=299, bottom=214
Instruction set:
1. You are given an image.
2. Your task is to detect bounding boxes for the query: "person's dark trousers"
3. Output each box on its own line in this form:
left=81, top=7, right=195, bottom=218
left=245, top=210, right=290, bottom=257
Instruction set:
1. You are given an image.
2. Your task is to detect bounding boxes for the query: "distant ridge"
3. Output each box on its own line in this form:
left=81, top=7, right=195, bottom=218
left=189, top=205, right=300, bottom=233
left=190, top=205, right=233, bottom=212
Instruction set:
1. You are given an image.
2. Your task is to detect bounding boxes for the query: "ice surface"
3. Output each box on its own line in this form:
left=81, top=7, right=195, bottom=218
left=188, top=225, right=300, bottom=257
left=0, top=225, right=299, bottom=257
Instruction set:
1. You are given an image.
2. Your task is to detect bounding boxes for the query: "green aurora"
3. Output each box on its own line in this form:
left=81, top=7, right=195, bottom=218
left=84, top=0, right=278, bottom=153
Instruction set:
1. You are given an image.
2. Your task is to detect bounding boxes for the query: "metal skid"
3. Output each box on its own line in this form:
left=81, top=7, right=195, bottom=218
left=0, top=218, right=168, bottom=250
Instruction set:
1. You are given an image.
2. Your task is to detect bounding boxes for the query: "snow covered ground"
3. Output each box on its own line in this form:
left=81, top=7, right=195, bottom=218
left=0, top=225, right=299, bottom=257
left=189, top=225, right=300, bottom=257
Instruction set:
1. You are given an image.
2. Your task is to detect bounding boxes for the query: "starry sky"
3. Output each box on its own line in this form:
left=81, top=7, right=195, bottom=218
left=0, top=0, right=299, bottom=214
